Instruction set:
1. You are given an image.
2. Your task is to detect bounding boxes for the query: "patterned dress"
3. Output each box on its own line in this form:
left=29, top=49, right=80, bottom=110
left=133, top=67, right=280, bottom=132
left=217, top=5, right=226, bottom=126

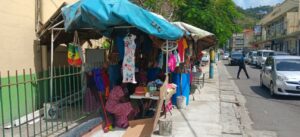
left=122, top=34, right=137, bottom=83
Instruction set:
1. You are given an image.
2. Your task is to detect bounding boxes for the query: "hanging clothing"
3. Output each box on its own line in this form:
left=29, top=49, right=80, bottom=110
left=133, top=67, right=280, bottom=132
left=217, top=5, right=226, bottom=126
left=108, top=64, right=121, bottom=89
left=84, top=88, right=100, bottom=113
left=122, top=34, right=137, bottom=83
left=177, top=38, right=188, bottom=63
left=174, top=51, right=180, bottom=67
left=168, top=53, right=176, bottom=72
left=116, top=36, right=125, bottom=61
left=105, top=86, right=137, bottom=128
left=92, top=68, right=105, bottom=92
left=157, top=52, right=164, bottom=69
left=100, top=69, right=110, bottom=98
left=147, top=68, right=161, bottom=81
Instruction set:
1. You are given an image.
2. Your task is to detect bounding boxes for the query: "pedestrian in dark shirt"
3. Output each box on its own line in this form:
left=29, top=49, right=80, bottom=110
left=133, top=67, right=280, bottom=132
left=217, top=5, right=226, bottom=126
left=237, top=53, right=250, bottom=79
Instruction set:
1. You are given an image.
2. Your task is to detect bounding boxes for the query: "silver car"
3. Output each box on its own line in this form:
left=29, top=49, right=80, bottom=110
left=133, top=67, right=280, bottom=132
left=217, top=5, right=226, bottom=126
left=222, top=52, right=229, bottom=60
left=249, top=51, right=257, bottom=65
left=257, top=50, right=274, bottom=68
left=260, top=56, right=300, bottom=96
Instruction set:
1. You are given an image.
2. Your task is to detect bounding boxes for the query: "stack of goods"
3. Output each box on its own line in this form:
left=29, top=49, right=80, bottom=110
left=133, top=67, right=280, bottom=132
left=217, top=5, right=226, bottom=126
left=147, top=79, right=163, bottom=93
left=134, top=86, right=147, bottom=96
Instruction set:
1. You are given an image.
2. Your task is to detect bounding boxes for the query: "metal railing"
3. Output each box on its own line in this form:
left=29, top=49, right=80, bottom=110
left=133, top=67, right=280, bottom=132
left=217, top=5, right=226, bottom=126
left=0, top=65, right=98, bottom=137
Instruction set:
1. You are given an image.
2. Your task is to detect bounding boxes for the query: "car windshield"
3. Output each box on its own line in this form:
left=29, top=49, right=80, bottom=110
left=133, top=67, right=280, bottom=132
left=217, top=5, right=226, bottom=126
left=252, top=53, right=257, bottom=56
left=232, top=54, right=242, bottom=58
left=276, top=59, right=300, bottom=71
left=263, top=52, right=272, bottom=57
left=276, top=52, right=289, bottom=55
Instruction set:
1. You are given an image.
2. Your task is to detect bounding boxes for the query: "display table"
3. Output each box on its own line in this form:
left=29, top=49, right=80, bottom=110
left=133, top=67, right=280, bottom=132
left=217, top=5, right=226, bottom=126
left=130, top=94, right=159, bottom=118
left=130, top=95, right=159, bottom=100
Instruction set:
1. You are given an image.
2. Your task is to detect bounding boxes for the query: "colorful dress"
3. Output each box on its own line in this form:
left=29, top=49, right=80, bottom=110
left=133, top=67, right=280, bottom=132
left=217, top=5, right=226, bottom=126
left=122, top=34, right=137, bottom=83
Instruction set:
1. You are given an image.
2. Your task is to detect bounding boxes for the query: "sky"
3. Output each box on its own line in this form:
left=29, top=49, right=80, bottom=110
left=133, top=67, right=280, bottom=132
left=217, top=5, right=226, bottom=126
left=233, top=0, right=284, bottom=9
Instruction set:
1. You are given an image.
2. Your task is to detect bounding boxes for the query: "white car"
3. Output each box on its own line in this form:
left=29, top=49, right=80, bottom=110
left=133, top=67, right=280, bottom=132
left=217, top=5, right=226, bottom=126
left=260, top=56, right=300, bottom=96
left=248, top=51, right=257, bottom=65
left=257, top=50, right=274, bottom=68
left=222, top=53, right=229, bottom=60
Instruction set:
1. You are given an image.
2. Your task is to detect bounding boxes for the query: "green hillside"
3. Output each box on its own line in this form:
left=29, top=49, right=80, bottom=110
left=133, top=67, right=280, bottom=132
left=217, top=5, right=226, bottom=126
left=236, top=6, right=273, bottom=29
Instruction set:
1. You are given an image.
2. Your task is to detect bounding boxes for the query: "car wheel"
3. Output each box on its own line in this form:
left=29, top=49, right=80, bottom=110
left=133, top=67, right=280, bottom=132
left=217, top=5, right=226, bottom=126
left=270, top=82, right=275, bottom=97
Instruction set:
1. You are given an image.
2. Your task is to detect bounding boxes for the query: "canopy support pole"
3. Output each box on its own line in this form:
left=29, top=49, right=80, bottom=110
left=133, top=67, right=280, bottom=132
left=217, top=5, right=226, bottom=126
left=165, top=40, right=169, bottom=75
left=50, top=29, right=54, bottom=103
left=164, top=40, right=169, bottom=101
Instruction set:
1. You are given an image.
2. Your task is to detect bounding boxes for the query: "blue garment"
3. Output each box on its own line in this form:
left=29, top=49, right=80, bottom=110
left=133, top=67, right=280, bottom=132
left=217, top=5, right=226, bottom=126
left=171, top=73, right=190, bottom=106
left=92, top=68, right=105, bottom=92
left=116, top=36, right=125, bottom=60
left=147, top=68, right=161, bottom=81
left=108, top=64, right=121, bottom=89
left=240, top=56, right=244, bottom=62
left=239, top=56, right=245, bottom=67
left=157, top=52, right=163, bottom=69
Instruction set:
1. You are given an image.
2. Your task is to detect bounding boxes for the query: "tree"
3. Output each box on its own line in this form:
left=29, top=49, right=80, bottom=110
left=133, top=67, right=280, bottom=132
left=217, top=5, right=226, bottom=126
left=133, top=0, right=242, bottom=46
left=177, top=0, right=242, bottom=46
left=132, top=0, right=186, bottom=20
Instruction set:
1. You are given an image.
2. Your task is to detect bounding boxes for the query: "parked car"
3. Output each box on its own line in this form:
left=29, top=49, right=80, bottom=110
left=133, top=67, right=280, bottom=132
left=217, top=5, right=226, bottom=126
left=269, top=51, right=290, bottom=56
left=248, top=51, right=257, bottom=65
left=245, top=52, right=250, bottom=64
left=222, top=52, right=229, bottom=60
left=229, top=52, right=243, bottom=65
left=260, top=56, right=300, bottom=96
left=257, top=50, right=274, bottom=68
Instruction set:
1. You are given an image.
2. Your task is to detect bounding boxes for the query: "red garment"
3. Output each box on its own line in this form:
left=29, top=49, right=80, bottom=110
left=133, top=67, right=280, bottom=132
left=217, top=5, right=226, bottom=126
left=177, top=38, right=188, bottom=62
left=100, top=69, right=110, bottom=98
left=105, top=86, right=135, bottom=128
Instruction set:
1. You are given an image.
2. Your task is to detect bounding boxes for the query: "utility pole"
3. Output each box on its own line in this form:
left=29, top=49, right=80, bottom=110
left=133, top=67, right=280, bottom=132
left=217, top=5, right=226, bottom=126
left=209, top=48, right=215, bottom=79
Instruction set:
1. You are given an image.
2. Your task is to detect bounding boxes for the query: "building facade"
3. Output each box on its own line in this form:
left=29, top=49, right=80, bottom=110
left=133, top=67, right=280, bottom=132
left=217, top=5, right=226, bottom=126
left=0, top=0, right=77, bottom=72
left=0, top=0, right=77, bottom=124
left=230, top=29, right=254, bottom=52
left=252, top=0, right=300, bottom=55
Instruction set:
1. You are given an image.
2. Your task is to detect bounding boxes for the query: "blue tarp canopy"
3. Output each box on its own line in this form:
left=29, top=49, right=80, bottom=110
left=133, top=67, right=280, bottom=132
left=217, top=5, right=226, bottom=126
left=62, top=0, right=184, bottom=40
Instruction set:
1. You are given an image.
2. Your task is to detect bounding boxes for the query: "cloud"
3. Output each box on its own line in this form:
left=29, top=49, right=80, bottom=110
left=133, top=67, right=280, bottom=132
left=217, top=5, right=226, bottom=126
left=233, top=0, right=284, bottom=9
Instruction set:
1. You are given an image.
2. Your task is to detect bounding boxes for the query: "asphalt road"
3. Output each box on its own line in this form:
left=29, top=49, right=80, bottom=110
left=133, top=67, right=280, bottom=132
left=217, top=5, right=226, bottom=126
left=223, top=61, right=300, bottom=137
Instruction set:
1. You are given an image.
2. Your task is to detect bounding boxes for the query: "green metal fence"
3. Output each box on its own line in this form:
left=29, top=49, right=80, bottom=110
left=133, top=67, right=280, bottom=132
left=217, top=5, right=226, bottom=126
left=0, top=65, right=98, bottom=137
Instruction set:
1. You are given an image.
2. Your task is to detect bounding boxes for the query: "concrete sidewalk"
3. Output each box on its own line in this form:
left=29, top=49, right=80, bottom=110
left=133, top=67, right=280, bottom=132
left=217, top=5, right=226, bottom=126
left=77, top=61, right=253, bottom=137
left=153, top=61, right=245, bottom=137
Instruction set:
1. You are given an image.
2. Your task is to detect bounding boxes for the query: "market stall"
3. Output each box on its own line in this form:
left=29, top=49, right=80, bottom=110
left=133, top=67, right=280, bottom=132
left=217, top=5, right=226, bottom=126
left=39, top=0, right=216, bottom=136
left=43, top=0, right=185, bottom=136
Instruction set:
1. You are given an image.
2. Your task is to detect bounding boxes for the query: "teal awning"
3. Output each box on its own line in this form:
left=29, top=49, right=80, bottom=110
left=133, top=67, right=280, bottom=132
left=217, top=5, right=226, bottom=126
left=62, top=0, right=184, bottom=40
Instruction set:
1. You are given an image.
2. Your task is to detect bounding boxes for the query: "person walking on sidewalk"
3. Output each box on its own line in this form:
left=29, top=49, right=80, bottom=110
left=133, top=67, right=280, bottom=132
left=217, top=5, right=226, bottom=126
left=237, top=53, right=250, bottom=79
